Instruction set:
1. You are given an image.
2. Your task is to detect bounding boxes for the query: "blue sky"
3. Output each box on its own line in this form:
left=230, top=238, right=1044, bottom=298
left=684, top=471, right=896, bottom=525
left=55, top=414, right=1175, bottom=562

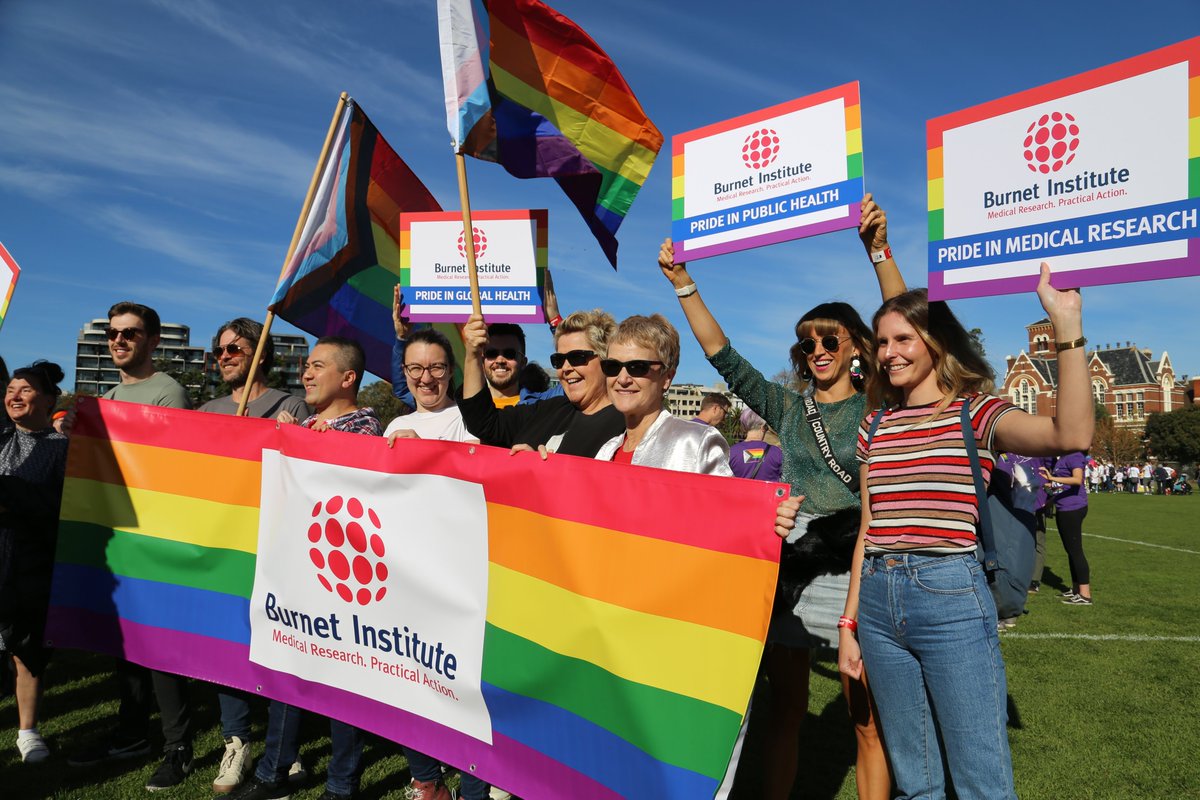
left=1, top=0, right=1197, bottom=390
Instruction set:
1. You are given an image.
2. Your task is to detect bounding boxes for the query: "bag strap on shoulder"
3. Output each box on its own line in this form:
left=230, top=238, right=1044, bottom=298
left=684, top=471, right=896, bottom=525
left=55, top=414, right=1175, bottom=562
left=959, top=399, right=998, bottom=570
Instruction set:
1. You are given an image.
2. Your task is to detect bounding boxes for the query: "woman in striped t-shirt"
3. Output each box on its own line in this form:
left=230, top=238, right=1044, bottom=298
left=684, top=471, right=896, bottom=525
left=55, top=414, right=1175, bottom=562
left=837, top=264, right=1093, bottom=800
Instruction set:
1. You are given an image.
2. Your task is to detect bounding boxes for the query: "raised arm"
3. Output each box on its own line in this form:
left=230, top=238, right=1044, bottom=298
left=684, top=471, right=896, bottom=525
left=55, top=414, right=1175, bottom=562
left=858, top=193, right=906, bottom=301
left=658, top=238, right=728, bottom=356
left=461, top=312, right=489, bottom=401
left=390, top=286, right=414, bottom=407
left=993, top=263, right=1093, bottom=456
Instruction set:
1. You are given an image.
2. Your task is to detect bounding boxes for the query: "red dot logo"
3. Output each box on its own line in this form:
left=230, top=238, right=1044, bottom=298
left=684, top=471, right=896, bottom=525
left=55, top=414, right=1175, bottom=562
left=457, top=226, right=487, bottom=260
left=309, top=494, right=389, bottom=606
left=1023, top=112, right=1079, bottom=174
left=742, top=128, right=781, bottom=170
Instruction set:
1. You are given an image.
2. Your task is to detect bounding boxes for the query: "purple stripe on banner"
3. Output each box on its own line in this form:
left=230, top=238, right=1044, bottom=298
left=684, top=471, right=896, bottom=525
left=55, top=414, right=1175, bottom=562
left=288, top=301, right=392, bottom=380
left=677, top=205, right=857, bottom=262
left=47, top=607, right=622, bottom=800
left=929, top=239, right=1200, bottom=300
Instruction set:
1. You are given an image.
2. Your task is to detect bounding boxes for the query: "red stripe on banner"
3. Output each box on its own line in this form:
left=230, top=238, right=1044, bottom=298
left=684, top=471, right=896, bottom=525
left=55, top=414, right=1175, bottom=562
left=674, top=82, right=858, bottom=146
left=71, top=398, right=276, bottom=461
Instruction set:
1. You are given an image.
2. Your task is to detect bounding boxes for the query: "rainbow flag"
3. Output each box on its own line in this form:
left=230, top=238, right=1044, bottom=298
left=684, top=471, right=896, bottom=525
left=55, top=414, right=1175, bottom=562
left=49, top=399, right=782, bottom=799
left=0, top=240, right=21, bottom=331
left=269, top=98, right=442, bottom=379
left=437, top=0, right=663, bottom=267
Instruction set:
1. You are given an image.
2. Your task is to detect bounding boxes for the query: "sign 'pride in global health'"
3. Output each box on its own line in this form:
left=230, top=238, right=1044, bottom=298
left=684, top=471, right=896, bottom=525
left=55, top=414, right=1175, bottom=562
left=928, top=37, right=1200, bottom=300
left=671, top=82, right=864, bottom=261
left=401, top=209, right=546, bottom=322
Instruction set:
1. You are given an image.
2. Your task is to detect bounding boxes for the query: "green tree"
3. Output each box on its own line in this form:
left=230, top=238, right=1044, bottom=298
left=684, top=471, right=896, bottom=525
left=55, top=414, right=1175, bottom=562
left=968, top=327, right=987, bottom=361
left=1145, top=405, right=1200, bottom=472
left=357, top=380, right=408, bottom=430
left=154, top=359, right=211, bottom=407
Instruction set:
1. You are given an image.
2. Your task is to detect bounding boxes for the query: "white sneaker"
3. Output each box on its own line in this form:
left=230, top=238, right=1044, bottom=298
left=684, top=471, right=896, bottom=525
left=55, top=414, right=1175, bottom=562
left=212, top=736, right=251, bottom=793
left=17, top=731, right=50, bottom=763
left=288, top=757, right=307, bottom=782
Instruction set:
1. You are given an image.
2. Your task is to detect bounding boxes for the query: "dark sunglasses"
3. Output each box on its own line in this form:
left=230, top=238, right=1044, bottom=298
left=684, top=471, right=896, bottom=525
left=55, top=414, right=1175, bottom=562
left=213, top=343, right=248, bottom=357
left=105, top=327, right=145, bottom=341
left=484, top=347, right=522, bottom=361
left=799, top=335, right=849, bottom=355
left=599, top=358, right=665, bottom=378
left=549, top=349, right=596, bottom=369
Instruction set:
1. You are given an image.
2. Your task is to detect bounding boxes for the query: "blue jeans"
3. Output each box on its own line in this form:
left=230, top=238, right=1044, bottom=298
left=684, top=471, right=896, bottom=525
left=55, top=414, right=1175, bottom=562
left=404, top=746, right=491, bottom=800
left=217, top=689, right=252, bottom=740
left=256, top=701, right=364, bottom=797
left=857, top=552, right=1015, bottom=800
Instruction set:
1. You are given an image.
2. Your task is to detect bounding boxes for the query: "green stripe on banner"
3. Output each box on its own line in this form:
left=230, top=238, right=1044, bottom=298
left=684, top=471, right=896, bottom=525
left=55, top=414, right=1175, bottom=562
left=672, top=197, right=684, bottom=219
left=1189, top=156, right=1200, bottom=198
left=346, top=265, right=398, bottom=307
left=56, top=521, right=256, bottom=598
left=928, top=208, right=944, bottom=241
left=846, top=152, right=863, bottom=180
left=595, top=166, right=643, bottom=219
left=482, top=623, right=740, bottom=781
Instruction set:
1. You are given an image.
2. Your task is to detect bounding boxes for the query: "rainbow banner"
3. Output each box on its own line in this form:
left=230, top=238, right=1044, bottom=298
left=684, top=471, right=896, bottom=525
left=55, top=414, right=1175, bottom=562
left=927, top=37, right=1200, bottom=300
left=437, top=0, right=663, bottom=267
left=269, top=98, right=443, bottom=379
left=671, top=82, right=864, bottom=262
left=0, top=240, right=21, bottom=331
left=48, top=399, right=783, bottom=799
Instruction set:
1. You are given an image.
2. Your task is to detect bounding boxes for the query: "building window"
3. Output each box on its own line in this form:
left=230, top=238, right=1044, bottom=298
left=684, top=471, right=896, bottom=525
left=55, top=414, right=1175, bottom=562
left=1163, top=377, right=1173, bottom=412
left=1092, top=380, right=1106, bottom=406
left=1011, top=379, right=1036, bottom=415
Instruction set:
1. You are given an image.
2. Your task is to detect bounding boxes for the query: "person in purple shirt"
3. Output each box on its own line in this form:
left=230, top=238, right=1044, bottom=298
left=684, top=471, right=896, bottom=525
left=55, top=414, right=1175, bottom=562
left=1040, top=451, right=1092, bottom=605
left=728, top=408, right=783, bottom=482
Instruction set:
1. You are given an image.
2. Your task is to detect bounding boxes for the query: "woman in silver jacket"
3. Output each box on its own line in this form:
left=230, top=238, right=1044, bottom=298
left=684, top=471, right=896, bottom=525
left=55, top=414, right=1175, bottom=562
left=593, top=314, right=731, bottom=474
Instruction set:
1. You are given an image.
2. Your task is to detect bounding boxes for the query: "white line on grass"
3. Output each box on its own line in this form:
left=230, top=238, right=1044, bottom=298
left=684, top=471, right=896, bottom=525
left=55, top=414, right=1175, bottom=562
left=1004, top=633, right=1200, bottom=642
left=1046, top=526, right=1199, bottom=555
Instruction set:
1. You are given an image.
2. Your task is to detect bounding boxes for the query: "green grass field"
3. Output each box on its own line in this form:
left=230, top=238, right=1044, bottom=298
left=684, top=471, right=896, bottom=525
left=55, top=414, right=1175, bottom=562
left=3, top=492, right=1198, bottom=798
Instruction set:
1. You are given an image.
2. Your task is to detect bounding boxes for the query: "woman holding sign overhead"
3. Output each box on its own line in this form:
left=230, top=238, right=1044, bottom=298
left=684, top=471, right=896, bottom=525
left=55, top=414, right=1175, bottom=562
left=658, top=194, right=901, bottom=800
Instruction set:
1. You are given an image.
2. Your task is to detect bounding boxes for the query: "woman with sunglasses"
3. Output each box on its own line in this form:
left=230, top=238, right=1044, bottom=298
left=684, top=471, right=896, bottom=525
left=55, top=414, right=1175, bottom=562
left=657, top=195, right=902, bottom=800
left=840, top=269, right=1090, bottom=800
left=458, top=309, right=625, bottom=457
left=1, top=361, right=69, bottom=764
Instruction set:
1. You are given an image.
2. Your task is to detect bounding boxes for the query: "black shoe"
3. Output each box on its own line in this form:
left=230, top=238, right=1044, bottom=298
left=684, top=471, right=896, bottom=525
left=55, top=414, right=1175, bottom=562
left=316, top=791, right=355, bottom=800
left=228, top=775, right=293, bottom=800
left=145, top=745, right=194, bottom=791
left=68, top=734, right=153, bottom=767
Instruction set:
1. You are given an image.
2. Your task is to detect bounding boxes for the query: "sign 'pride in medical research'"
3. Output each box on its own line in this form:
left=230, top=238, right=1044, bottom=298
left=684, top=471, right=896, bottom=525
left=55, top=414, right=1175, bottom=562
left=400, top=210, right=546, bottom=322
left=928, top=37, right=1200, bottom=300
left=671, top=82, right=864, bottom=262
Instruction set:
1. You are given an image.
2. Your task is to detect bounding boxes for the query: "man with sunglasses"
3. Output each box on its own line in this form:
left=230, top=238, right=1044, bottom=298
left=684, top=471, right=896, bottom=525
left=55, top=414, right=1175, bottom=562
left=69, top=302, right=196, bottom=791
left=198, top=318, right=308, bottom=794
left=389, top=287, right=560, bottom=410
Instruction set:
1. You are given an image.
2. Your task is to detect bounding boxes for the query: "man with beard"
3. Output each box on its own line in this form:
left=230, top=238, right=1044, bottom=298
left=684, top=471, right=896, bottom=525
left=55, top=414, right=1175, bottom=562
left=198, top=317, right=307, bottom=794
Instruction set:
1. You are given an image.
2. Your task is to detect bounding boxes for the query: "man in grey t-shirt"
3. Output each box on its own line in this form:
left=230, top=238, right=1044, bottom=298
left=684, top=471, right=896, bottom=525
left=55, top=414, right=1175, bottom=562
left=100, top=301, right=190, bottom=408
left=198, top=317, right=308, bottom=421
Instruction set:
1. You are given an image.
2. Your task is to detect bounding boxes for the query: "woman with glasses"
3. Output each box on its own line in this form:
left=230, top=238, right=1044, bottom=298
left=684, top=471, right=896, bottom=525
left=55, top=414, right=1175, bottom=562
left=383, top=328, right=476, bottom=443
left=458, top=309, right=624, bottom=457
left=657, top=195, right=902, bottom=800
left=1, top=361, right=69, bottom=764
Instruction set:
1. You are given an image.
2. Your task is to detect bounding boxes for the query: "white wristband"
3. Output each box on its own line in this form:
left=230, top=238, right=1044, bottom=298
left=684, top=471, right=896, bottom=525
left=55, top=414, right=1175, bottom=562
left=674, top=283, right=698, bottom=298
left=870, top=247, right=892, bottom=264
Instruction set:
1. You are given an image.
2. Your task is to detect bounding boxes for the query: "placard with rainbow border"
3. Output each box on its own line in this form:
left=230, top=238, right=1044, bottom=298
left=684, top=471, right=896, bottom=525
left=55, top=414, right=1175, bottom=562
left=400, top=209, right=547, bottom=323
left=0, top=241, right=21, bottom=332
left=928, top=37, right=1200, bottom=300
left=671, top=82, right=863, bottom=262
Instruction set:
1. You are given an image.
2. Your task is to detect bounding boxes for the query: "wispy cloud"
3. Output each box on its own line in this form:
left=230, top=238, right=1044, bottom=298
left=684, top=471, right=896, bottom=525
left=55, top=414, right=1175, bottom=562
left=0, top=162, right=91, bottom=201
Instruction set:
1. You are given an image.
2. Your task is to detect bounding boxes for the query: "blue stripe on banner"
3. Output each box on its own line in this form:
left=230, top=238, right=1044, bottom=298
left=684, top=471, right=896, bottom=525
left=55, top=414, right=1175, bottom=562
left=482, top=682, right=720, bottom=800
left=671, top=177, right=861, bottom=243
left=50, top=562, right=252, bottom=645
left=406, top=286, right=538, bottom=306
left=327, top=282, right=396, bottom=344
left=929, top=198, right=1200, bottom=272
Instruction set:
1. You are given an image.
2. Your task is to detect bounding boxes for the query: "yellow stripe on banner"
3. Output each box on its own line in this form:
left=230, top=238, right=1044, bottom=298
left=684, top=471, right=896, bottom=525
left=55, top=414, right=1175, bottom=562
left=845, top=127, right=862, bottom=156
left=1190, top=114, right=1200, bottom=160
left=491, top=64, right=659, bottom=186
left=372, top=221, right=401, bottom=277
left=672, top=174, right=685, bottom=199
left=487, top=563, right=761, bottom=714
left=60, top=477, right=260, bottom=554
left=927, top=177, right=944, bottom=211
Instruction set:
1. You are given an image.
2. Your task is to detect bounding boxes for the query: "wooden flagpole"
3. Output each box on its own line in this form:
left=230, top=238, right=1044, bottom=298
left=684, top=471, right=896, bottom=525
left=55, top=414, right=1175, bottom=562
left=236, top=92, right=349, bottom=416
left=454, top=152, right=484, bottom=317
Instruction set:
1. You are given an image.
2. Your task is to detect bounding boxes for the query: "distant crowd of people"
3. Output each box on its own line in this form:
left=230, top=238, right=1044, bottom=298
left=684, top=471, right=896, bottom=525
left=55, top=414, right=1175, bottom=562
left=2, top=195, right=1104, bottom=800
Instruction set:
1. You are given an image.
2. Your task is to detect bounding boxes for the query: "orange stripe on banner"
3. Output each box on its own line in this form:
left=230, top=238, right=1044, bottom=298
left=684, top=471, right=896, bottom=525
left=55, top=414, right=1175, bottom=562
left=844, top=103, right=861, bottom=133
left=928, top=147, right=943, bottom=182
left=67, top=435, right=261, bottom=508
left=487, top=504, right=776, bottom=641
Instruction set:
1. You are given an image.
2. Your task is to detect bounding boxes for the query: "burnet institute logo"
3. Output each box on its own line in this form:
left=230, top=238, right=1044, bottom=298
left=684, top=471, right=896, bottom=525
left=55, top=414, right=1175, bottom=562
left=457, top=226, right=488, bottom=260
left=308, top=494, right=389, bottom=606
left=741, top=128, right=781, bottom=170
left=1023, top=112, right=1080, bottom=175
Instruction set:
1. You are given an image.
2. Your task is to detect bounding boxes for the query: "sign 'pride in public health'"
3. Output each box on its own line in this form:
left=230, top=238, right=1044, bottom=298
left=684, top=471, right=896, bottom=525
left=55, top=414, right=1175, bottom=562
left=400, top=209, right=546, bottom=322
left=671, top=82, right=864, bottom=261
left=928, top=37, right=1200, bottom=300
